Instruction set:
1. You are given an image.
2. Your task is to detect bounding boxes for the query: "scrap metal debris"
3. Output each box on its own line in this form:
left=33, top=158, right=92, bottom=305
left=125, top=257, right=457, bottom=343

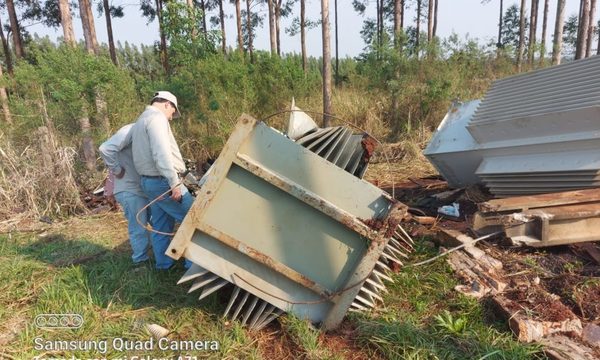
left=424, top=56, right=600, bottom=197
left=169, top=111, right=413, bottom=331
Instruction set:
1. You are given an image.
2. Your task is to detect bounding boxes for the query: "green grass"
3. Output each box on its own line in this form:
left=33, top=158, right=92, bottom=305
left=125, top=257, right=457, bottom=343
left=0, top=217, right=261, bottom=359
left=352, top=241, right=545, bottom=359
left=0, top=217, right=544, bottom=359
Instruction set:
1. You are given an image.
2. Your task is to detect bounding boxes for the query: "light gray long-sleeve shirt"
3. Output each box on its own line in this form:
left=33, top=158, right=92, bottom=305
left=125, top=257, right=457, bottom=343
left=130, top=106, right=186, bottom=188
left=99, top=124, right=145, bottom=197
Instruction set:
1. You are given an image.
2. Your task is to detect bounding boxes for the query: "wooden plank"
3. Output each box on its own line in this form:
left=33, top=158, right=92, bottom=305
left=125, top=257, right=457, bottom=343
left=491, top=295, right=582, bottom=343
left=478, top=188, right=600, bottom=213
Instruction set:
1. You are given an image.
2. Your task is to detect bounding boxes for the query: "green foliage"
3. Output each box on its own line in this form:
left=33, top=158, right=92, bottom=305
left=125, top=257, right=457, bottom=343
left=9, top=43, right=139, bottom=144
left=500, top=4, right=528, bottom=49
left=161, top=1, right=218, bottom=70
left=563, top=14, right=579, bottom=57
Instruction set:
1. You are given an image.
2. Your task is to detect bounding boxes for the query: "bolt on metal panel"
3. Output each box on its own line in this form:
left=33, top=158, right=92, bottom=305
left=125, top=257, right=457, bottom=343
left=168, top=114, right=412, bottom=330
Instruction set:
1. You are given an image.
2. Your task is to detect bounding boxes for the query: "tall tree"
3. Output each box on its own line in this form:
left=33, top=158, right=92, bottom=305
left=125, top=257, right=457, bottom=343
left=540, top=0, right=549, bottom=63
left=427, top=0, right=434, bottom=42
left=200, top=0, right=208, bottom=35
left=497, top=0, right=504, bottom=49
left=575, top=0, right=590, bottom=59
left=394, top=0, right=404, bottom=49
left=218, top=0, right=226, bottom=53
left=433, top=0, right=438, bottom=38
left=6, top=0, right=24, bottom=58
left=528, top=0, right=538, bottom=65
left=79, top=0, right=99, bottom=54
left=276, top=0, right=282, bottom=55
left=416, top=0, right=422, bottom=54
left=552, top=0, right=566, bottom=64
left=246, top=0, right=254, bottom=62
left=301, top=0, right=307, bottom=72
left=235, top=0, right=244, bottom=51
left=0, top=64, right=11, bottom=125
left=268, top=0, right=277, bottom=54
left=0, top=15, right=13, bottom=75
left=59, top=0, right=76, bottom=46
left=335, top=0, right=338, bottom=85
left=321, top=0, right=332, bottom=127
left=517, top=0, right=526, bottom=71
left=586, top=0, right=597, bottom=57
left=274, top=0, right=294, bottom=56
left=101, top=0, right=120, bottom=65
left=140, top=0, right=170, bottom=73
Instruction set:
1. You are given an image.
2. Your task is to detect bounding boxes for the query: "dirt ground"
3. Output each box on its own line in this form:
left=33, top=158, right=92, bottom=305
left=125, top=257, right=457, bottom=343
left=388, top=176, right=600, bottom=355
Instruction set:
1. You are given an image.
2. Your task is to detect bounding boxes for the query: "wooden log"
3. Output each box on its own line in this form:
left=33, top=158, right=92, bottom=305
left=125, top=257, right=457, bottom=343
left=491, top=295, right=582, bottom=343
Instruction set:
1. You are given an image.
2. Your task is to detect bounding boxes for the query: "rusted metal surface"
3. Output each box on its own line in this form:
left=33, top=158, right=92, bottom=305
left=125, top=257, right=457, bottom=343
left=196, top=222, right=332, bottom=298
left=234, top=153, right=380, bottom=243
left=168, top=114, right=258, bottom=260
left=169, top=114, right=413, bottom=330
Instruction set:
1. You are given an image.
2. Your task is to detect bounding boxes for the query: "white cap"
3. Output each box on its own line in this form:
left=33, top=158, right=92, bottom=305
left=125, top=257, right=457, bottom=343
left=152, top=91, right=181, bottom=118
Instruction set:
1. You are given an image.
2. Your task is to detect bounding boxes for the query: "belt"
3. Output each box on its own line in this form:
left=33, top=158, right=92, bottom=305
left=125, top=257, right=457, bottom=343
left=141, top=175, right=164, bottom=179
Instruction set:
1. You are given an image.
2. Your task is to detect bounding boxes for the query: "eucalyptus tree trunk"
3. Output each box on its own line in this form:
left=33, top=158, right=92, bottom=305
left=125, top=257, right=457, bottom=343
left=575, top=0, right=590, bottom=59
left=79, top=112, right=96, bottom=171
left=540, top=0, right=549, bottom=63
left=103, top=0, right=119, bottom=65
left=200, top=0, right=208, bottom=36
left=276, top=0, right=282, bottom=56
left=552, top=0, right=566, bottom=65
left=236, top=0, right=244, bottom=51
left=433, top=0, right=438, bottom=38
left=497, top=0, right=504, bottom=50
left=246, top=0, right=254, bottom=63
left=59, top=0, right=76, bottom=46
left=301, top=0, right=307, bottom=72
left=155, top=0, right=170, bottom=73
left=78, top=0, right=99, bottom=54
left=219, top=0, right=226, bottom=53
left=334, top=0, right=338, bottom=86
left=0, top=64, right=11, bottom=125
left=428, top=0, right=434, bottom=42
left=586, top=0, right=597, bottom=57
left=6, top=0, right=24, bottom=58
left=0, top=17, right=13, bottom=75
left=321, top=0, right=332, bottom=127
left=268, top=0, right=277, bottom=55
left=517, top=0, right=526, bottom=71
left=528, top=0, right=538, bottom=66
left=416, top=0, right=421, bottom=55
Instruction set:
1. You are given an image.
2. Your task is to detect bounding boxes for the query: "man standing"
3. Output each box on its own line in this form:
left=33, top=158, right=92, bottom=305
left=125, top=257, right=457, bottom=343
left=99, top=124, right=150, bottom=266
left=131, top=91, right=194, bottom=270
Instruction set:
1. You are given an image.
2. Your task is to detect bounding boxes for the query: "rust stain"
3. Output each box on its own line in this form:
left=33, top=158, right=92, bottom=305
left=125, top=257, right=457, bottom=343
left=360, top=134, right=377, bottom=163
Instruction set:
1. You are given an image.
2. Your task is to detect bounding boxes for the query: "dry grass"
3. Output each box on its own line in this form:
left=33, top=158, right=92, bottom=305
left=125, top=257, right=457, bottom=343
left=364, top=131, right=438, bottom=187
left=0, top=128, right=86, bottom=227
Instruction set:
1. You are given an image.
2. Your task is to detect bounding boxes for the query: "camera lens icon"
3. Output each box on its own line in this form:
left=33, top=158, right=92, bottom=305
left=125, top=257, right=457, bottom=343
left=35, top=314, right=83, bottom=329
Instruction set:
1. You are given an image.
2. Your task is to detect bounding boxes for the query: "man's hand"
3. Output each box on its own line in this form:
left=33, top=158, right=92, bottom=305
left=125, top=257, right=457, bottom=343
left=115, top=168, right=126, bottom=179
left=170, top=185, right=182, bottom=202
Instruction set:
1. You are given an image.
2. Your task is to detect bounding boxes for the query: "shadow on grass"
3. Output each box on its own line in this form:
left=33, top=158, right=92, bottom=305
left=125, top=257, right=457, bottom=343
left=16, top=234, right=226, bottom=316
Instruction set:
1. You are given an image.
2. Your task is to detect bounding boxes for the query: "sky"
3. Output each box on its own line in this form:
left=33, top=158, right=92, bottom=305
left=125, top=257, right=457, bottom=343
left=18, top=1, right=585, bottom=58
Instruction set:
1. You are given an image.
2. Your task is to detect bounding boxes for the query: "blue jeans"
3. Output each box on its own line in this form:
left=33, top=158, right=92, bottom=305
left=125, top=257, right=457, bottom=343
left=140, top=176, right=194, bottom=269
left=114, top=191, right=151, bottom=263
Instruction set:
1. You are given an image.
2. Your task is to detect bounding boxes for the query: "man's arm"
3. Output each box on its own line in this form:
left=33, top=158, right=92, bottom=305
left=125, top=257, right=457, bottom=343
left=99, top=124, right=133, bottom=177
left=145, top=117, right=180, bottom=189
